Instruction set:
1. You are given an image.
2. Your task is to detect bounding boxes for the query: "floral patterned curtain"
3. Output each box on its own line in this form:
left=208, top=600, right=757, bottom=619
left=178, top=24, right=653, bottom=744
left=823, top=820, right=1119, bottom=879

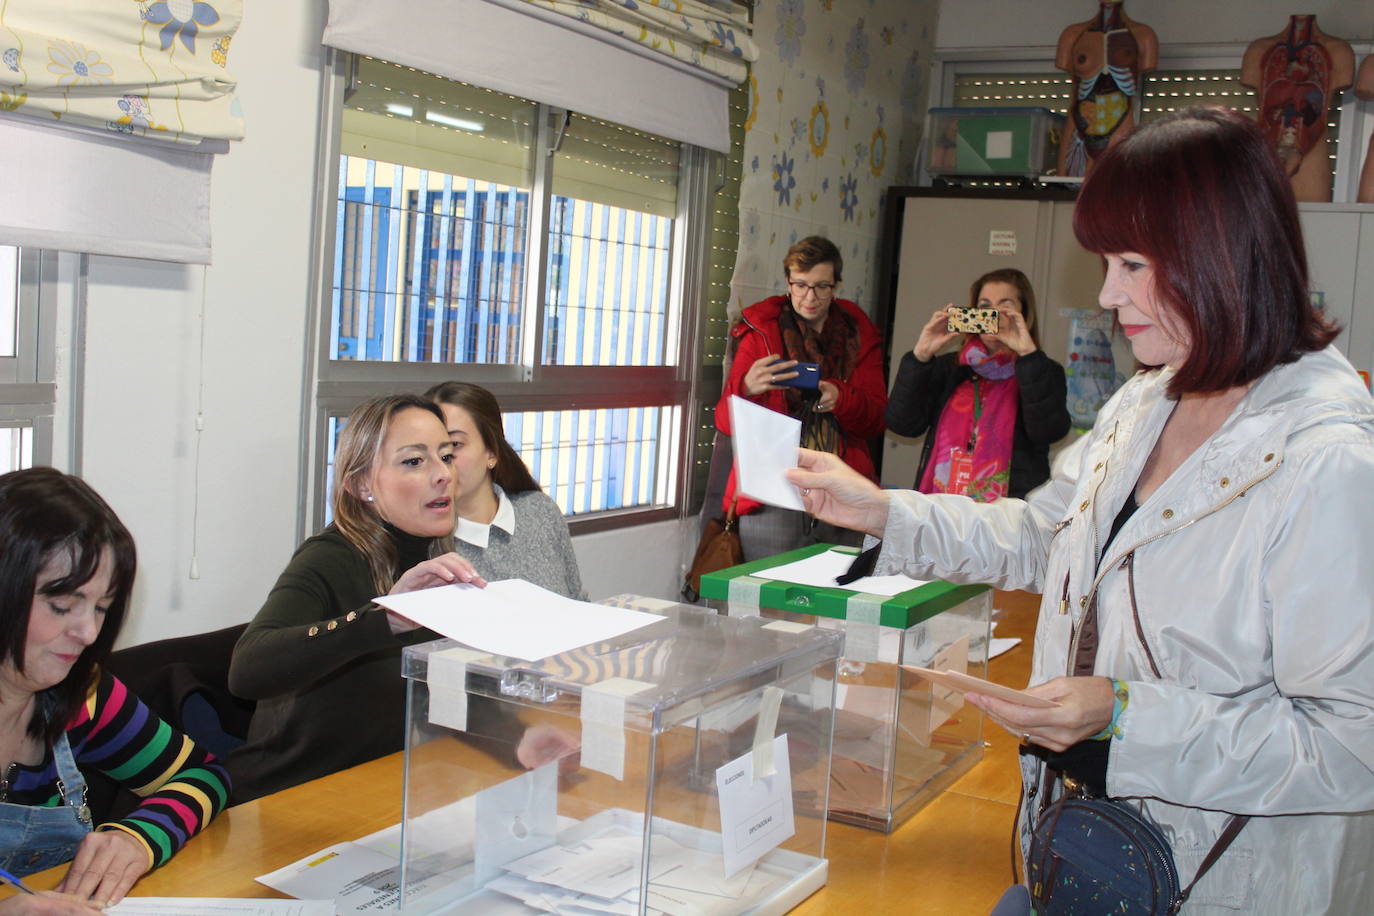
left=0, top=0, right=245, bottom=145
left=511, top=0, right=756, bottom=84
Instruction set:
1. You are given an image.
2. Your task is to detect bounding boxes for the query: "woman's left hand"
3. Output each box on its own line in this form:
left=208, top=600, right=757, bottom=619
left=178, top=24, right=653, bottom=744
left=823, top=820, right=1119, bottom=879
left=814, top=380, right=839, bottom=412
left=993, top=305, right=1037, bottom=356
left=57, top=829, right=148, bottom=907
left=966, top=676, right=1115, bottom=753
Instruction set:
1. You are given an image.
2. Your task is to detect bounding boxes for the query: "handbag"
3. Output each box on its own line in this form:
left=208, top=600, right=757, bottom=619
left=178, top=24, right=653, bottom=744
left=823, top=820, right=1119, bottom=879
left=1014, top=589, right=1248, bottom=916
left=681, top=500, right=744, bottom=602
left=1027, top=785, right=1246, bottom=915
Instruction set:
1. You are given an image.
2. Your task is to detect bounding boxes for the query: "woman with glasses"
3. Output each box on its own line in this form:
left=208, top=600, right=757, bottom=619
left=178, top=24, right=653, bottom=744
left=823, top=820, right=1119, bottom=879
left=714, top=236, right=887, bottom=560
left=886, top=268, right=1071, bottom=501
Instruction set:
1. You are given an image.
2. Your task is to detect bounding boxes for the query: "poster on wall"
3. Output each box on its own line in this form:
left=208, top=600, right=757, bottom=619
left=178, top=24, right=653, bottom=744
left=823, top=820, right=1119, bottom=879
left=1062, top=308, right=1122, bottom=429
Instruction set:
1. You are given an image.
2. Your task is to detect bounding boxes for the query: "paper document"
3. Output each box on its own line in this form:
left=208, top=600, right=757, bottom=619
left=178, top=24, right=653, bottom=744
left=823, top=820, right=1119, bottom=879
left=755, top=548, right=927, bottom=596
left=106, top=901, right=332, bottom=915
left=373, top=579, right=665, bottom=661
left=990, top=636, right=1022, bottom=659
left=902, top=666, right=1060, bottom=708
left=495, top=824, right=780, bottom=916
left=715, top=734, right=796, bottom=878
left=729, top=395, right=804, bottom=511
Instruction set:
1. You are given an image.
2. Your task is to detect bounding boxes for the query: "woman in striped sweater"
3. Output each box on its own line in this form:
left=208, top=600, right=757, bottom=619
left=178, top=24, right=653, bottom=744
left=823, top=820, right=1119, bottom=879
left=0, top=468, right=229, bottom=909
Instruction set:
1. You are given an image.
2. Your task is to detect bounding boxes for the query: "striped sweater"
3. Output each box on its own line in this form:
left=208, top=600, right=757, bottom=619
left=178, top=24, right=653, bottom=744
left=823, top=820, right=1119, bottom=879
left=5, top=671, right=231, bottom=869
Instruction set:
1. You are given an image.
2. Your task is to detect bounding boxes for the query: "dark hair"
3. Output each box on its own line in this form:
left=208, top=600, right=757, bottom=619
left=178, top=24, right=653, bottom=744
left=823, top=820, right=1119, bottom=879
left=783, top=236, right=843, bottom=283
left=424, top=382, right=540, bottom=496
left=333, top=394, right=449, bottom=595
left=969, top=267, right=1040, bottom=348
left=1073, top=106, right=1337, bottom=394
left=0, top=468, right=137, bottom=743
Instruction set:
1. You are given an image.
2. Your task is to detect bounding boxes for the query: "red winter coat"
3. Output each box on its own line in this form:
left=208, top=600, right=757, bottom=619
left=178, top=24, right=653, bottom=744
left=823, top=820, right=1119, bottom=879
left=715, top=295, right=888, bottom=514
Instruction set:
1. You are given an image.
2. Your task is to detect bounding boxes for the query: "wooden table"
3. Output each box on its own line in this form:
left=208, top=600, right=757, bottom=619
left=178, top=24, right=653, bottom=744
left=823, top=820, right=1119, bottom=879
left=15, top=592, right=1039, bottom=914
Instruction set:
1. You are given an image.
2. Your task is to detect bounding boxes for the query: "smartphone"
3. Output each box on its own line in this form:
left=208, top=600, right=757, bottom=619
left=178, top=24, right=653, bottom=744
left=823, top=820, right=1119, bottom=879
left=947, top=307, right=1000, bottom=335
left=775, top=361, right=820, bottom=389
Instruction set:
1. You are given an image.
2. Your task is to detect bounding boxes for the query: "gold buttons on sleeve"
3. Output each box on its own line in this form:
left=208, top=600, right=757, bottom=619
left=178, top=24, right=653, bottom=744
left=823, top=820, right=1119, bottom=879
left=1079, top=499, right=1090, bottom=512
left=1094, top=462, right=1104, bottom=472
left=1079, top=596, right=1088, bottom=609
left=1220, top=477, right=1230, bottom=488
left=1264, top=453, right=1275, bottom=462
left=346, top=611, right=358, bottom=623
left=327, top=620, right=338, bottom=631
left=1162, top=509, right=1174, bottom=520
left=307, top=625, right=320, bottom=637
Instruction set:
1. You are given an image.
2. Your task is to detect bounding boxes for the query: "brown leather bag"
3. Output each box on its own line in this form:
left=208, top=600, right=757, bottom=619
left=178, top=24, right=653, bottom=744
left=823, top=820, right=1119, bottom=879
left=682, top=501, right=744, bottom=602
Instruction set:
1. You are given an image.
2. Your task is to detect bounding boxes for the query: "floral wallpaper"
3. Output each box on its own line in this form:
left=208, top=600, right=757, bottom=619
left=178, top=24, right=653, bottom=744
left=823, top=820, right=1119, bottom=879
left=729, top=0, right=938, bottom=319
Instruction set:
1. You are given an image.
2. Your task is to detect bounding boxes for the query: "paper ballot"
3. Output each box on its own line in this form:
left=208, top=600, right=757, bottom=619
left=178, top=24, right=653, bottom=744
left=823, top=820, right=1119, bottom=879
left=374, top=579, right=665, bottom=662
left=729, top=395, right=805, bottom=511
left=755, top=548, right=928, bottom=596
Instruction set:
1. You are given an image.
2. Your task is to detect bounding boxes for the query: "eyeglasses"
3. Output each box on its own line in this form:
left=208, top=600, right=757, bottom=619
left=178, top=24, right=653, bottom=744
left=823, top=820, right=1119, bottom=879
left=788, top=280, right=836, bottom=298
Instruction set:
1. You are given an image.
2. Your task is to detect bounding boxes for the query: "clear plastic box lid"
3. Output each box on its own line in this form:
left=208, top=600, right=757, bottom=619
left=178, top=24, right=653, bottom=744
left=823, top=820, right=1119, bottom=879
left=402, top=605, right=843, bottom=733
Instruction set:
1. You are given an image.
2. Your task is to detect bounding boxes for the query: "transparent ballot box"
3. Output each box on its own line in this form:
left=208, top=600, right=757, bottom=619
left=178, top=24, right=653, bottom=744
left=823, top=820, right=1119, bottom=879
left=399, top=602, right=842, bottom=914
left=699, top=545, right=992, bottom=833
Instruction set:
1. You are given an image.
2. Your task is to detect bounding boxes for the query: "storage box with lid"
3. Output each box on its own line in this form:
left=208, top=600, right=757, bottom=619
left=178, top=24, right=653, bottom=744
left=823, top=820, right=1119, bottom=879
left=699, top=545, right=993, bottom=833
left=926, top=106, right=1064, bottom=178
left=398, top=599, right=842, bottom=914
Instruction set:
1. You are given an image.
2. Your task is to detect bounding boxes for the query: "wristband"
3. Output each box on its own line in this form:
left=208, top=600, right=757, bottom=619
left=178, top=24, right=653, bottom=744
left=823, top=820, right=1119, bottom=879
left=1091, top=679, right=1130, bottom=741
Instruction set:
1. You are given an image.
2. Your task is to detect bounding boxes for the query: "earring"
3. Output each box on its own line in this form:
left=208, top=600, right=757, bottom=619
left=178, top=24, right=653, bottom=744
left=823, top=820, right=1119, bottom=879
left=487, top=460, right=496, bottom=469
left=366, top=495, right=375, bottom=502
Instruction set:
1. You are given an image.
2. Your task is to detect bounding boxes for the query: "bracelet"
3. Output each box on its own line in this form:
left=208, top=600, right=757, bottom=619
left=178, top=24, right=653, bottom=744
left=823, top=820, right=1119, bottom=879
left=1090, top=679, right=1130, bottom=741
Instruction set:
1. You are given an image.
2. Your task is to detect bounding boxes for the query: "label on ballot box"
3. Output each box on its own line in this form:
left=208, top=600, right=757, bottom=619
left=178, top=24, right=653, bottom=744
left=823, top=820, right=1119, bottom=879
left=715, top=734, right=796, bottom=878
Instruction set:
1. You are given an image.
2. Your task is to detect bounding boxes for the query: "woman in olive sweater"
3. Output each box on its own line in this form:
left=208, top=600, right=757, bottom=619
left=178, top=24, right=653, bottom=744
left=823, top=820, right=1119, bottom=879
left=227, top=395, right=495, bottom=802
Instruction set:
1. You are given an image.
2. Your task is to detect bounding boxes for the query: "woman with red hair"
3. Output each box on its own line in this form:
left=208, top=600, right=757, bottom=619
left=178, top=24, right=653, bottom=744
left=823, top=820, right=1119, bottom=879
left=788, top=107, right=1374, bottom=912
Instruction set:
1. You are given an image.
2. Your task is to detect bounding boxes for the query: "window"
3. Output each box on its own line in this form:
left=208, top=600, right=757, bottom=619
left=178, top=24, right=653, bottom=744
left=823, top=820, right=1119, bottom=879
left=311, top=57, right=714, bottom=530
left=934, top=56, right=1352, bottom=196
left=0, top=246, right=59, bottom=473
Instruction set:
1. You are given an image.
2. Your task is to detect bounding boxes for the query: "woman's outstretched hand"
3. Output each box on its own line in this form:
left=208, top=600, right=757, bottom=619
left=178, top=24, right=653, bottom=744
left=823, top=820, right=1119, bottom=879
left=386, top=553, right=487, bottom=634
left=785, top=448, right=890, bottom=538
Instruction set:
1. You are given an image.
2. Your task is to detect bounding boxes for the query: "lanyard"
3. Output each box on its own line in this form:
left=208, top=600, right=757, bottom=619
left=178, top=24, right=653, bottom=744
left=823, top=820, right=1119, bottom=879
left=966, top=378, right=982, bottom=453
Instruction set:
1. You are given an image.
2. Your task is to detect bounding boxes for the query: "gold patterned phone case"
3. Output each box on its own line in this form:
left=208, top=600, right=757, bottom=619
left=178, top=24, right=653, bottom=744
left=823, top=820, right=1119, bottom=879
left=947, top=307, right=999, bottom=334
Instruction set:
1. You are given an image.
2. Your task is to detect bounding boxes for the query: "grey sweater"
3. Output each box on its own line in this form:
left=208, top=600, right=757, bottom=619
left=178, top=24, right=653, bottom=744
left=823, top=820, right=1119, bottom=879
left=454, top=489, right=586, bottom=600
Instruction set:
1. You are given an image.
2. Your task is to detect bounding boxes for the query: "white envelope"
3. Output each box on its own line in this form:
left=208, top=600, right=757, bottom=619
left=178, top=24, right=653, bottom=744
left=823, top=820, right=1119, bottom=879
left=729, top=395, right=804, bottom=511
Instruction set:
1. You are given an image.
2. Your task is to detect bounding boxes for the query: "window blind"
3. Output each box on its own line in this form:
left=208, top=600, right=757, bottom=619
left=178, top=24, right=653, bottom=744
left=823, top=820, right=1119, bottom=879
left=323, top=0, right=745, bottom=153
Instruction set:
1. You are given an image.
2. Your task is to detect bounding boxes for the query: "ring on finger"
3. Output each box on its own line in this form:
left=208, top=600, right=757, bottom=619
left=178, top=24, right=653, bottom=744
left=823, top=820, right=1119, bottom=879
left=801, top=488, right=811, bottom=496
left=1021, top=733, right=1032, bottom=745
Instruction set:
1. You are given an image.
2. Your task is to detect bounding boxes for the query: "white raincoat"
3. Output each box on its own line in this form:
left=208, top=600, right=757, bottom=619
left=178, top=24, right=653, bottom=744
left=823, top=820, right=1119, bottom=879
left=874, top=346, right=1374, bottom=913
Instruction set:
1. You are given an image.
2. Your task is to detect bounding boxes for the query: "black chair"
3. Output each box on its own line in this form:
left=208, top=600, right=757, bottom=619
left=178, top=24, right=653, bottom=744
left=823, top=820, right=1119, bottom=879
left=86, top=623, right=254, bottom=821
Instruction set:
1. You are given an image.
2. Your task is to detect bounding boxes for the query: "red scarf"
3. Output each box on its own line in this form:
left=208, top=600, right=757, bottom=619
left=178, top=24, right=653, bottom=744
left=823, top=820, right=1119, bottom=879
left=917, top=338, right=1019, bottom=502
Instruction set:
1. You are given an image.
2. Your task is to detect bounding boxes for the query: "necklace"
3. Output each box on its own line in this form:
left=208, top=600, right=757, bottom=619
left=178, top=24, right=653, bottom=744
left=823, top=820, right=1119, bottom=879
left=0, top=760, right=16, bottom=803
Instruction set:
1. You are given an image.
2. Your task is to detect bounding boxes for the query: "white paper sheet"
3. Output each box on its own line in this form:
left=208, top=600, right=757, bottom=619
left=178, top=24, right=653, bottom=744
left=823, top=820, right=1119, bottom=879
left=106, top=902, right=333, bottom=916
left=715, top=734, right=796, bottom=878
left=373, top=579, right=665, bottom=661
left=728, top=395, right=804, bottom=511
left=990, top=636, right=1022, bottom=659
left=752, top=548, right=927, bottom=596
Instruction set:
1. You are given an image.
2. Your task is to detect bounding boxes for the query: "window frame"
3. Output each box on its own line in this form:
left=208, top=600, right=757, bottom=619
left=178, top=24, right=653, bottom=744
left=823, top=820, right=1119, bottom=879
left=302, top=52, right=714, bottom=537
left=0, top=247, right=65, bottom=471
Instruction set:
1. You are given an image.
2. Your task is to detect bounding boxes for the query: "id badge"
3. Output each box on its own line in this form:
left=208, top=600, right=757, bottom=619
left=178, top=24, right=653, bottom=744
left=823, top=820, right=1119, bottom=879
left=947, top=448, right=974, bottom=496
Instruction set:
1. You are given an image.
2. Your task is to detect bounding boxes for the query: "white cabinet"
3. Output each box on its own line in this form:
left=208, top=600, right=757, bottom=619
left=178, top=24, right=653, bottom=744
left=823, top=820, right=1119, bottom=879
left=1300, top=205, right=1374, bottom=375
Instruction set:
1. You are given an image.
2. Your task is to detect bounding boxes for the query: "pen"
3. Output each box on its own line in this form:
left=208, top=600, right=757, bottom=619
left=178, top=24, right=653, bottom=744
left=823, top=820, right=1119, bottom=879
left=0, top=866, right=36, bottom=894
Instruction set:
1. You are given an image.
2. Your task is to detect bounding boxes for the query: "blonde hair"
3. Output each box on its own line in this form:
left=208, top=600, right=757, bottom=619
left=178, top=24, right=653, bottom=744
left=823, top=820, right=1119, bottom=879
left=332, top=394, right=449, bottom=595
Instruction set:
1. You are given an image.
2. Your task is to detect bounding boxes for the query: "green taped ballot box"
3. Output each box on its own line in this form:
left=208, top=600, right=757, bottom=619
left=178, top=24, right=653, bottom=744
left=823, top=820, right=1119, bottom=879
left=699, top=544, right=993, bottom=833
